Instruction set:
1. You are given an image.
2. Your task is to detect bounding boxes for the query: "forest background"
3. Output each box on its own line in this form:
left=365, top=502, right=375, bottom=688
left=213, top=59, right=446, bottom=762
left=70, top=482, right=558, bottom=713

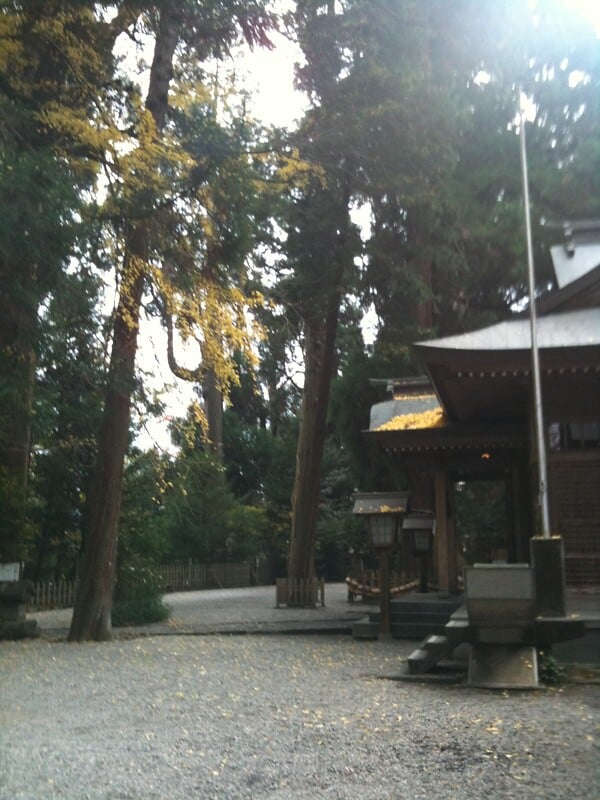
left=0, top=0, right=598, bottom=640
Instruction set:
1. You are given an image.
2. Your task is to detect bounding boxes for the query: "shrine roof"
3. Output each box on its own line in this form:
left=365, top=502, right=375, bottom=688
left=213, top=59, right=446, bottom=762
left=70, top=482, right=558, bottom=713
left=413, top=307, right=600, bottom=356
left=550, top=241, right=600, bottom=290
left=548, top=219, right=600, bottom=289
left=369, top=392, right=440, bottom=431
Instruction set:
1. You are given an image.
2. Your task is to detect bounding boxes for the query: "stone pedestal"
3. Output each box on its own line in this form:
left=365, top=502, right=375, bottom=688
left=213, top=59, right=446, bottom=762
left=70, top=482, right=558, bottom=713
left=0, top=580, right=40, bottom=640
left=468, top=644, right=538, bottom=689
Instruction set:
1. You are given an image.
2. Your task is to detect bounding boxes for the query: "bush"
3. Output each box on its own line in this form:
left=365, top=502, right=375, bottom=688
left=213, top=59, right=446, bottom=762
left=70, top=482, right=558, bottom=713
left=538, top=650, right=566, bottom=686
left=112, top=592, right=171, bottom=627
left=112, top=562, right=171, bottom=627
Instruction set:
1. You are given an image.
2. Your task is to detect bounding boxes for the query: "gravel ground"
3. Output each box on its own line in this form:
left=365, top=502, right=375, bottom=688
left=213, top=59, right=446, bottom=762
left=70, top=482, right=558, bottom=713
left=1, top=633, right=598, bottom=800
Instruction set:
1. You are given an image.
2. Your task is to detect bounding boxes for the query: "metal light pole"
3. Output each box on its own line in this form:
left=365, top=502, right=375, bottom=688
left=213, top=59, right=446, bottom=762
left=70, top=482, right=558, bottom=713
left=519, top=97, right=551, bottom=539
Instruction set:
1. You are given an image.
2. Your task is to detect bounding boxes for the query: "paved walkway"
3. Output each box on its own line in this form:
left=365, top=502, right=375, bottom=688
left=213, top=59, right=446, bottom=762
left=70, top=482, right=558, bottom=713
left=29, top=582, right=368, bottom=639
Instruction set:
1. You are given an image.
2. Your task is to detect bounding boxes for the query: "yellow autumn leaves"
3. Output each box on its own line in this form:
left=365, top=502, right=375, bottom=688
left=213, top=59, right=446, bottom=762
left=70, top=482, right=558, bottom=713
left=376, top=406, right=446, bottom=431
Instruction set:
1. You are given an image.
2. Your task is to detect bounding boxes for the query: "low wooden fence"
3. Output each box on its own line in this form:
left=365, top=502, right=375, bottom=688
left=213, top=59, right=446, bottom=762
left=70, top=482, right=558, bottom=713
left=29, top=579, right=77, bottom=610
left=160, top=561, right=261, bottom=593
left=28, top=559, right=266, bottom=610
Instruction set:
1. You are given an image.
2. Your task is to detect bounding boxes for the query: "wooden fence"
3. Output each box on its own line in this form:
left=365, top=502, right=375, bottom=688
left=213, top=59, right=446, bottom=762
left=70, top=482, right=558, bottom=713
left=27, top=559, right=267, bottom=610
left=160, top=561, right=261, bottom=593
left=30, top=579, right=77, bottom=610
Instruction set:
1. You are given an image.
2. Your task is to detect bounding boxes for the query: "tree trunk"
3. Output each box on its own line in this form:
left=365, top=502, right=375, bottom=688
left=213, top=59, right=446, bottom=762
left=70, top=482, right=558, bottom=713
left=68, top=7, right=179, bottom=641
left=287, top=173, right=351, bottom=594
left=68, top=242, right=146, bottom=640
left=0, top=263, right=36, bottom=563
left=203, top=367, right=224, bottom=465
left=287, top=293, right=341, bottom=589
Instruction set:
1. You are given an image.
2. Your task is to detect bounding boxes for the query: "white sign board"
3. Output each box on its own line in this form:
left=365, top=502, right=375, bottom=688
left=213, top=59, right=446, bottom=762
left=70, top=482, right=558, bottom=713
left=0, top=562, right=21, bottom=581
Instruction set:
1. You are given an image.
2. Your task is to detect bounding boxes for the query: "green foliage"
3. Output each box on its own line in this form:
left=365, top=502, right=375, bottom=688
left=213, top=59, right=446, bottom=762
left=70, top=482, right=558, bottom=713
left=158, top=409, right=295, bottom=571
left=112, top=562, right=171, bottom=628
left=119, top=449, right=170, bottom=564
left=110, top=450, right=173, bottom=626
left=538, top=650, right=567, bottom=686
left=160, top=448, right=237, bottom=562
left=314, top=434, right=368, bottom=580
left=316, top=510, right=364, bottom=581
left=226, top=504, right=270, bottom=562
left=28, top=269, right=106, bottom=579
left=455, top=481, right=510, bottom=566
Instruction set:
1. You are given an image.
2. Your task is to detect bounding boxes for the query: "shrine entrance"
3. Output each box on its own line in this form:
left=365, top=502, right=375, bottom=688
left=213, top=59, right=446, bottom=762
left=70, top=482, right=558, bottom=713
left=454, top=479, right=511, bottom=569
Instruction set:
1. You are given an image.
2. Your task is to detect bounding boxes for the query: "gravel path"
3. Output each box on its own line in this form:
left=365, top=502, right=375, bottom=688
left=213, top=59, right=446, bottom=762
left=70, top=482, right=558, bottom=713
left=1, top=633, right=598, bottom=799
left=27, top=583, right=364, bottom=637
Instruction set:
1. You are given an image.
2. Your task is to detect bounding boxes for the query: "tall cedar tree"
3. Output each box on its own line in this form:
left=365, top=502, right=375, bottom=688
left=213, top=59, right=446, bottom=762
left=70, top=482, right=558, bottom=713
left=285, top=0, right=467, bottom=588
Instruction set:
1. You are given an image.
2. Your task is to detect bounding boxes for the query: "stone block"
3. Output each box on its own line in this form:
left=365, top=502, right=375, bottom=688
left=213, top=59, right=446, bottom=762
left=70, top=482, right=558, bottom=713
left=465, top=565, right=535, bottom=626
left=468, top=643, right=539, bottom=689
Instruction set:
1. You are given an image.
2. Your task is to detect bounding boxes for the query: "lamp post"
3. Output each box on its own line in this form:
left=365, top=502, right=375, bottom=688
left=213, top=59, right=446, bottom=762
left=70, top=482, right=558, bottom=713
left=369, top=512, right=397, bottom=637
left=352, top=492, right=408, bottom=639
left=403, top=513, right=435, bottom=593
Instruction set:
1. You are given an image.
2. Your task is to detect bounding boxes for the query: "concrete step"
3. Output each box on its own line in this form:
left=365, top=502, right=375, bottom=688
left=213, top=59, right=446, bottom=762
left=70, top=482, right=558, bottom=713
left=392, top=622, right=448, bottom=639
left=407, top=634, right=454, bottom=675
left=407, top=648, right=433, bottom=674
left=422, top=634, right=451, bottom=658
left=445, top=618, right=471, bottom=646
left=391, top=594, right=463, bottom=617
left=390, top=611, right=456, bottom=625
left=351, top=616, right=379, bottom=640
left=352, top=594, right=465, bottom=641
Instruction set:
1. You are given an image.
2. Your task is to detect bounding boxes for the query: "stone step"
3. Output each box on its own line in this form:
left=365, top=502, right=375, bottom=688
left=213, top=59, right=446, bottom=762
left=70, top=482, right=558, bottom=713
left=422, top=634, right=451, bottom=658
left=351, top=616, right=379, bottom=640
left=390, top=610, right=456, bottom=625
left=392, top=622, right=448, bottom=640
left=391, top=605, right=463, bottom=619
left=407, top=634, right=455, bottom=675
left=407, top=648, right=434, bottom=674
left=445, top=618, right=471, bottom=646
left=390, top=595, right=463, bottom=616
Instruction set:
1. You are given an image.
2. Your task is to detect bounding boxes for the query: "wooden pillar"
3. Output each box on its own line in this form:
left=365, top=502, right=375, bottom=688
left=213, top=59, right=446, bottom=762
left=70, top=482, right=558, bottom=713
left=434, top=468, right=457, bottom=592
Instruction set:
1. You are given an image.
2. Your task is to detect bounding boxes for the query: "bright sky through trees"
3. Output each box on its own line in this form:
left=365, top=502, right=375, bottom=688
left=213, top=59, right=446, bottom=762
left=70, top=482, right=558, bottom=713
left=135, top=0, right=600, bottom=453
left=565, top=0, right=600, bottom=33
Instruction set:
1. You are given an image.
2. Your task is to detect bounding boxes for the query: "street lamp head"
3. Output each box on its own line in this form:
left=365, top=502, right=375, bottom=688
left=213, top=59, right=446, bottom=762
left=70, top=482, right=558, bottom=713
left=402, top=512, right=436, bottom=555
left=368, top=513, right=397, bottom=548
left=351, top=491, right=409, bottom=551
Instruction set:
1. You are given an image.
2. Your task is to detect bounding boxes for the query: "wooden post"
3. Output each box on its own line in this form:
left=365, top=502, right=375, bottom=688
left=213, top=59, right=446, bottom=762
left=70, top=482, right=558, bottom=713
left=434, top=469, right=457, bottom=592
left=378, top=550, right=392, bottom=638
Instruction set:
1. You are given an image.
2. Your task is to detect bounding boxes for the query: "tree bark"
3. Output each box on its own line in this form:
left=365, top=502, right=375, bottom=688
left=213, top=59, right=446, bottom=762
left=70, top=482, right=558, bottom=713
left=68, top=6, right=179, bottom=641
left=203, top=368, right=224, bottom=465
left=287, top=302, right=341, bottom=588
left=287, top=173, right=351, bottom=593
left=0, top=264, right=36, bottom=563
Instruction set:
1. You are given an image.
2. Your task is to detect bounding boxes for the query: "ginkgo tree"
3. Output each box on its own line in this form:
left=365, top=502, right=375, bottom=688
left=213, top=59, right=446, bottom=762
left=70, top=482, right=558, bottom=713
left=67, top=1, right=307, bottom=642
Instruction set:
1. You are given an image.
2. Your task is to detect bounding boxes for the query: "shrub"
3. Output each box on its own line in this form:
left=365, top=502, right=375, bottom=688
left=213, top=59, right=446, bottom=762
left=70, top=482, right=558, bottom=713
left=112, top=562, right=171, bottom=627
left=538, top=650, right=567, bottom=686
